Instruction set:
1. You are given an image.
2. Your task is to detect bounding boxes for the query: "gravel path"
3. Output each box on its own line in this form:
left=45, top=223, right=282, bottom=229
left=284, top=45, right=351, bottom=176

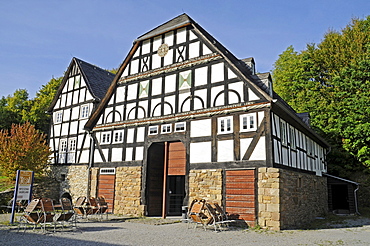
left=1, top=215, right=370, bottom=245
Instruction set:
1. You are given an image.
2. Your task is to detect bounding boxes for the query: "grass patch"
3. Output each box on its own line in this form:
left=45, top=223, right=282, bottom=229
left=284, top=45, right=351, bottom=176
left=0, top=176, right=13, bottom=192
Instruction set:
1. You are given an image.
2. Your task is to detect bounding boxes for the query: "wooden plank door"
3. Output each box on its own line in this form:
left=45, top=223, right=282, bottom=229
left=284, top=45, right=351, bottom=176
left=225, top=169, right=256, bottom=227
left=97, top=171, right=115, bottom=213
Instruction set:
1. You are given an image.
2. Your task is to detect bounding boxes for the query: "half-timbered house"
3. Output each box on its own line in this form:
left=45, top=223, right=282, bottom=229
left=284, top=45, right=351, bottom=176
left=49, top=14, right=337, bottom=230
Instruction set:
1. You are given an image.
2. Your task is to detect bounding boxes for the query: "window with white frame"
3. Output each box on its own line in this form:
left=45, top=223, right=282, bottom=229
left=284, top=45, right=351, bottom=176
left=218, top=116, right=233, bottom=134
left=80, top=105, right=89, bottom=119
left=55, top=111, right=63, bottom=123
left=113, top=130, right=124, bottom=143
left=67, top=138, right=76, bottom=163
left=59, top=139, right=67, bottom=163
left=101, top=132, right=111, bottom=144
left=161, top=124, right=172, bottom=134
left=289, top=126, right=296, bottom=150
left=149, top=126, right=158, bottom=135
left=175, top=122, right=186, bottom=132
left=240, top=113, right=257, bottom=132
left=280, top=120, right=287, bottom=146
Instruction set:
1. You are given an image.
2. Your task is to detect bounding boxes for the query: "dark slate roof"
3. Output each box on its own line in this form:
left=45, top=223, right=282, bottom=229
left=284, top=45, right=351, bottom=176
left=76, top=58, right=115, bottom=100
left=135, top=13, right=193, bottom=42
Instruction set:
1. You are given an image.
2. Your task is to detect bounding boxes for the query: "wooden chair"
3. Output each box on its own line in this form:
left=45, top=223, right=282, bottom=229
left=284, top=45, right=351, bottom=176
left=188, top=199, right=208, bottom=230
left=73, top=196, right=87, bottom=218
left=56, top=197, right=76, bottom=228
left=96, top=196, right=109, bottom=220
left=87, top=197, right=99, bottom=216
left=39, top=198, right=56, bottom=233
left=18, top=199, right=42, bottom=232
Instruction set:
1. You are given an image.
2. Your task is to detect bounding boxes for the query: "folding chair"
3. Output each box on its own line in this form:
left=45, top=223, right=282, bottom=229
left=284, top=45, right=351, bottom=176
left=39, top=198, right=56, bottom=233
left=73, top=196, right=87, bottom=218
left=56, top=197, right=76, bottom=229
left=18, top=199, right=42, bottom=232
left=86, top=197, right=99, bottom=217
left=187, top=199, right=208, bottom=230
left=96, top=196, right=109, bottom=220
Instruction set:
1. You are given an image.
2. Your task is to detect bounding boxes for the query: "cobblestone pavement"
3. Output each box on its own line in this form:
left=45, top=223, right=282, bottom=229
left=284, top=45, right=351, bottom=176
left=1, top=214, right=370, bottom=246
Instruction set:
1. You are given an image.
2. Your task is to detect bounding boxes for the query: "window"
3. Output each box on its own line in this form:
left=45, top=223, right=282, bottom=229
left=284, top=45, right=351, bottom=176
left=55, top=111, right=63, bottom=123
left=280, top=120, right=287, bottom=146
left=240, top=113, right=257, bottom=132
left=218, top=116, right=233, bottom=134
left=67, top=138, right=76, bottom=163
left=80, top=105, right=89, bottom=119
left=161, top=124, right=172, bottom=134
left=113, top=131, right=124, bottom=143
left=101, top=133, right=111, bottom=144
left=175, top=122, right=186, bottom=132
left=100, top=168, right=116, bottom=175
left=149, top=126, right=158, bottom=135
left=289, top=126, right=296, bottom=150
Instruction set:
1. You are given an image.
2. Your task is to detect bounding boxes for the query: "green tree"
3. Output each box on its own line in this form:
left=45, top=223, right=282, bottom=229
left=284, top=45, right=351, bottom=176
left=272, top=16, right=370, bottom=174
left=22, top=77, right=62, bottom=133
left=0, top=122, right=50, bottom=180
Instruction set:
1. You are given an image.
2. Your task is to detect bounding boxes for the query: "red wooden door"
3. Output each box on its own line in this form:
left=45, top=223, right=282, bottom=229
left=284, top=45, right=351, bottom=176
left=225, top=169, right=256, bottom=227
left=168, top=142, right=186, bottom=175
left=97, top=173, right=115, bottom=213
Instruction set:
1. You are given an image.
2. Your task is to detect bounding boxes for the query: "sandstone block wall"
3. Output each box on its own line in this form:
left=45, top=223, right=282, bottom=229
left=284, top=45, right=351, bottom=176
left=114, top=166, right=144, bottom=216
left=258, top=167, right=328, bottom=230
left=188, top=169, right=223, bottom=205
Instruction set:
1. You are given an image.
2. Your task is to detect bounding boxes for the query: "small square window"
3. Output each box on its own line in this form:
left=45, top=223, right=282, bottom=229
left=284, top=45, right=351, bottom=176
left=80, top=105, right=89, bottom=119
left=101, top=133, right=111, bottom=144
left=55, top=111, right=63, bottom=124
left=149, top=126, right=158, bottom=135
left=218, top=116, right=233, bottom=134
left=175, top=122, right=186, bottom=132
left=161, top=124, right=172, bottom=134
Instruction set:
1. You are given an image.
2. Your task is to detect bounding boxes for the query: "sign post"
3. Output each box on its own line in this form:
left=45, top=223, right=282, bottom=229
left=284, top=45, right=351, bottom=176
left=10, top=170, right=34, bottom=224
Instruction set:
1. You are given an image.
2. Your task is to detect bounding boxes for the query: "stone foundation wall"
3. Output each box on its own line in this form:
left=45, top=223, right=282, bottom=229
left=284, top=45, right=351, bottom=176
left=114, top=166, right=144, bottom=216
left=188, top=169, right=223, bottom=205
left=258, top=167, right=328, bottom=230
left=48, top=165, right=88, bottom=203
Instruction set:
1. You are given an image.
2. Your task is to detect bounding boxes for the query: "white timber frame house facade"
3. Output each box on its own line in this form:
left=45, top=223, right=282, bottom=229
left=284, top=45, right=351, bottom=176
left=48, top=14, right=339, bottom=230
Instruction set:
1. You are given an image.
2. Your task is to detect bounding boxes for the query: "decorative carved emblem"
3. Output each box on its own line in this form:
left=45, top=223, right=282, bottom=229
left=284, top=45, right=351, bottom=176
left=157, top=43, right=169, bottom=57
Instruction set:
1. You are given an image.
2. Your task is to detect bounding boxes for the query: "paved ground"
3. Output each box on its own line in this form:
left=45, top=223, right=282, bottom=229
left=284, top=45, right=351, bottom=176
left=1, top=214, right=370, bottom=245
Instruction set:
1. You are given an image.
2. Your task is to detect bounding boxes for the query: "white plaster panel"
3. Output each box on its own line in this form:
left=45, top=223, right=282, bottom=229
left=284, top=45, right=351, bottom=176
left=203, top=43, right=212, bottom=55
left=86, top=90, right=93, bottom=101
left=250, top=136, right=266, bottom=160
left=116, top=86, right=126, bottom=103
left=228, top=81, right=243, bottom=104
left=176, top=27, right=186, bottom=44
left=72, top=90, right=79, bottom=105
left=130, top=59, right=139, bottom=74
left=258, top=111, right=265, bottom=127
left=151, top=78, right=162, bottom=96
left=61, top=123, right=69, bottom=136
left=80, top=150, right=89, bottom=164
left=163, top=49, right=173, bottom=66
left=122, top=67, right=129, bottom=77
left=151, top=98, right=162, bottom=117
left=164, top=74, right=176, bottom=93
left=126, top=103, right=136, bottom=120
left=78, top=119, right=87, bottom=134
left=68, top=77, right=74, bottom=91
left=153, top=36, right=162, bottom=51
left=111, top=148, right=123, bottom=162
left=142, top=40, right=150, bottom=55
left=66, top=92, right=73, bottom=106
left=194, top=66, right=208, bottom=87
left=97, top=115, right=103, bottom=125
left=115, top=105, right=124, bottom=121
left=189, top=30, right=197, bottom=40
left=127, top=83, right=138, bottom=100
left=211, top=63, right=224, bottom=83
left=78, top=88, right=85, bottom=103
left=108, top=94, right=115, bottom=105
left=70, top=121, right=78, bottom=135
left=211, top=85, right=224, bottom=107
left=94, top=149, right=103, bottom=163
left=163, top=103, right=172, bottom=115
left=193, top=89, right=207, bottom=110
left=189, top=41, right=200, bottom=59
left=240, top=138, right=252, bottom=160
left=190, top=142, right=211, bottom=163
left=190, top=119, right=211, bottom=137
left=77, top=134, right=84, bottom=149
left=248, top=88, right=259, bottom=101
left=152, top=53, right=161, bottom=69
left=165, top=31, right=174, bottom=46
left=138, top=100, right=148, bottom=118
left=136, top=127, right=145, bottom=142
left=135, top=146, right=144, bottom=161
left=60, top=94, right=66, bottom=108
left=125, top=147, right=133, bottom=161
left=53, top=125, right=61, bottom=137
left=164, top=95, right=175, bottom=113
left=217, top=140, right=234, bottom=162
left=179, top=92, right=191, bottom=112
left=228, top=68, right=237, bottom=79
left=71, top=107, right=79, bottom=120
left=126, top=128, right=135, bottom=143
left=133, top=47, right=140, bottom=59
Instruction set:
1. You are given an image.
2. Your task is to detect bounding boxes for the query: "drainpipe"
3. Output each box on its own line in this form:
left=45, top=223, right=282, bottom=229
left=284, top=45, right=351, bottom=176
left=354, top=184, right=360, bottom=215
left=87, top=132, right=95, bottom=199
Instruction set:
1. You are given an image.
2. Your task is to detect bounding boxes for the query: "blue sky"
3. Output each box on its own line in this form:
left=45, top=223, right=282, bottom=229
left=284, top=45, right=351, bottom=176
left=1, top=0, right=369, bottom=98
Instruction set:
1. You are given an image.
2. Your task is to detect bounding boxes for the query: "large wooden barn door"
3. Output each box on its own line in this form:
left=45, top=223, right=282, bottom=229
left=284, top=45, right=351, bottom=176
left=146, top=141, right=186, bottom=217
left=225, top=169, right=256, bottom=227
left=97, top=168, right=116, bottom=213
